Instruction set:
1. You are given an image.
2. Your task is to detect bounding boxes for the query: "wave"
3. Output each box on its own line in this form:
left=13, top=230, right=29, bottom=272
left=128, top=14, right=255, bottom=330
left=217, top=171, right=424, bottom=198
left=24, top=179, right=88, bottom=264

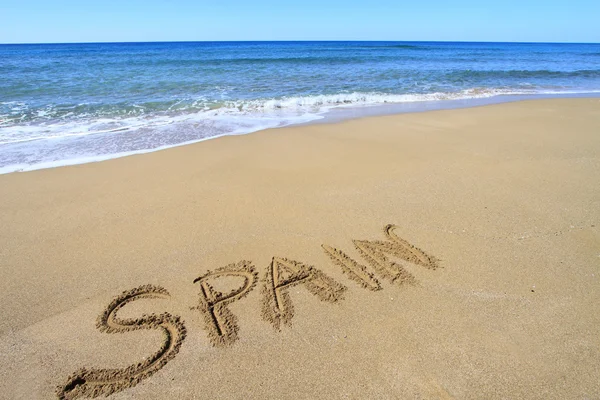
left=353, top=44, right=432, bottom=50
left=0, top=48, right=441, bottom=71
left=219, top=88, right=533, bottom=111
left=3, top=87, right=599, bottom=146
left=0, top=56, right=391, bottom=73
left=2, top=87, right=600, bottom=174
left=446, top=69, right=600, bottom=79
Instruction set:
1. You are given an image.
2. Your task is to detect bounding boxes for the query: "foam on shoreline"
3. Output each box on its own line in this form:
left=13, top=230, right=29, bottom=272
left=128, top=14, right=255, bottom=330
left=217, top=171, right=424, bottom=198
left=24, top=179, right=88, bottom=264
left=1, top=90, right=599, bottom=174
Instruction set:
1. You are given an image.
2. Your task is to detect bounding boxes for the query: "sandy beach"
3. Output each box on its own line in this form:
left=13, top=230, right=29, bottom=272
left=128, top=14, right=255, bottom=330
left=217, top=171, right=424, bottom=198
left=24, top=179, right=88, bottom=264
left=0, top=98, right=599, bottom=399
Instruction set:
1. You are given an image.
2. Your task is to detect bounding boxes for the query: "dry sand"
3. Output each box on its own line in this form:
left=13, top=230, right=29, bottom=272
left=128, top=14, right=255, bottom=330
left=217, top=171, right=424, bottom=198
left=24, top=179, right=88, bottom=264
left=0, top=98, right=599, bottom=399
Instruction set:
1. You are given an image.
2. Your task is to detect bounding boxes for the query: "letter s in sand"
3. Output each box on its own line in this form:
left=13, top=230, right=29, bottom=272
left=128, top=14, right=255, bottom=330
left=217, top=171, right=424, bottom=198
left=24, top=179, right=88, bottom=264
left=57, top=285, right=187, bottom=399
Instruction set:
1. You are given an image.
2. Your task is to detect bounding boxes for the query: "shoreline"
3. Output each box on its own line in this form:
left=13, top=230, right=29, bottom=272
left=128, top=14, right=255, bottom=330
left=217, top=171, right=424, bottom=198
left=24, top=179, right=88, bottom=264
left=2, top=92, right=600, bottom=175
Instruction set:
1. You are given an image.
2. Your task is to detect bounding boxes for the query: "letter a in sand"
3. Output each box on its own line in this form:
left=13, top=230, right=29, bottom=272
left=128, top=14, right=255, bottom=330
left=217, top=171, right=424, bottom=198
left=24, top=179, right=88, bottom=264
left=261, top=257, right=346, bottom=330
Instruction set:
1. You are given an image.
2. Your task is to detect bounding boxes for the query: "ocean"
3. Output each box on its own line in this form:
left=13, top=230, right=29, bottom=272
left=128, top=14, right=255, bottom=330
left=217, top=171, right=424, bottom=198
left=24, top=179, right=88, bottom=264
left=1, top=41, right=600, bottom=173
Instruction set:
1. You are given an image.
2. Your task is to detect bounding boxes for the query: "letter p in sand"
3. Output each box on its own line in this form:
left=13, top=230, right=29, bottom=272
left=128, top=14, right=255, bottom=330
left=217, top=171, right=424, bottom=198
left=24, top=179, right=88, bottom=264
left=193, top=261, right=258, bottom=347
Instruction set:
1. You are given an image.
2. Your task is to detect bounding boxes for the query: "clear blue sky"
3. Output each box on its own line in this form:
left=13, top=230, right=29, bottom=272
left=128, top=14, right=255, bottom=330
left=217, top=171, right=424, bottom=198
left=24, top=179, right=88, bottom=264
left=1, top=0, right=599, bottom=44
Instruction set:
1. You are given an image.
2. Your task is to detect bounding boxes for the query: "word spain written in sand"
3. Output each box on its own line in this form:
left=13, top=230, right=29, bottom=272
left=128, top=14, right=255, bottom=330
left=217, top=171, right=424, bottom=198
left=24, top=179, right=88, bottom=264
left=57, top=224, right=439, bottom=399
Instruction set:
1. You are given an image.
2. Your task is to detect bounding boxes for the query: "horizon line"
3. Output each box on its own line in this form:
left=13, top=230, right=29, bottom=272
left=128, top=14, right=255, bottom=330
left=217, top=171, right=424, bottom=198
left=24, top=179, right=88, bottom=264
left=1, top=39, right=600, bottom=46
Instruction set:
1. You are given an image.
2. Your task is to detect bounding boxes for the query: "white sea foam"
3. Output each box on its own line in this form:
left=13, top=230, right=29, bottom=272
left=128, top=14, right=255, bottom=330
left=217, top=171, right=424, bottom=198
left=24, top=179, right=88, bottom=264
left=1, top=88, right=600, bottom=174
left=0, top=88, right=545, bottom=144
left=0, top=111, right=323, bottom=174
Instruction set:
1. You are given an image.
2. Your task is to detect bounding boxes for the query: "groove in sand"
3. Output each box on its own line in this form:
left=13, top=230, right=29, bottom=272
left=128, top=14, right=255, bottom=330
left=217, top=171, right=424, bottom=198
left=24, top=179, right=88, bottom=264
left=57, top=285, right=187, bottom=400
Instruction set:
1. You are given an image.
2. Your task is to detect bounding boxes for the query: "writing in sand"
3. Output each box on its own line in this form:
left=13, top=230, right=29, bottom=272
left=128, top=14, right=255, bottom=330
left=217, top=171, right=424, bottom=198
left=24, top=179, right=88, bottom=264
left=57, top=224, right=439, bottom=399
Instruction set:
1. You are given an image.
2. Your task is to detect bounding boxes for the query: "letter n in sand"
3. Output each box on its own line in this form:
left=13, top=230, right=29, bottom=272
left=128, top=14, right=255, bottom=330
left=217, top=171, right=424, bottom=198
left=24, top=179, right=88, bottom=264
left=353, top=224, right=438, bottom=286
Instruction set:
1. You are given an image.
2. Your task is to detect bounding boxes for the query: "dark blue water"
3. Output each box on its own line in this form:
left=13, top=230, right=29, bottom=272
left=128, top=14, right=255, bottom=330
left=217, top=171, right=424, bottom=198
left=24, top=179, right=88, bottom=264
left=1, top=41, right=599, bottom=173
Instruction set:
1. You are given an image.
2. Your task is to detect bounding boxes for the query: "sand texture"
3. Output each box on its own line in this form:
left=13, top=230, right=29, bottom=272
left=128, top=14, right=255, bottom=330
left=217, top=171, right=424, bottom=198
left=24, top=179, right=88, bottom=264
left=1, top=99, right=599, bottom=399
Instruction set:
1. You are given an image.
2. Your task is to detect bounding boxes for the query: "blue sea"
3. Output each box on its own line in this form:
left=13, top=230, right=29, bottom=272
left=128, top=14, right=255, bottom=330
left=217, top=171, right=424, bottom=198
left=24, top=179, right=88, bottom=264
left=1, top=41, right=600, bottom=173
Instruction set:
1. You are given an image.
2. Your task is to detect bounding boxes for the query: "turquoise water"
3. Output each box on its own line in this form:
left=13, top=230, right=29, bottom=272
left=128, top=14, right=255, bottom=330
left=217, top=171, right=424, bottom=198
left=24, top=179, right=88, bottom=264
left=1, top=41, right=600, bottom=172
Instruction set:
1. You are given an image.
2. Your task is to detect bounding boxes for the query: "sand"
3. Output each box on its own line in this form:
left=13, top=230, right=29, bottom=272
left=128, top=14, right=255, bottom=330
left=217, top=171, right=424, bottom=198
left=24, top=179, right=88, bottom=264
left=0, top=98, right=599, bottom=399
